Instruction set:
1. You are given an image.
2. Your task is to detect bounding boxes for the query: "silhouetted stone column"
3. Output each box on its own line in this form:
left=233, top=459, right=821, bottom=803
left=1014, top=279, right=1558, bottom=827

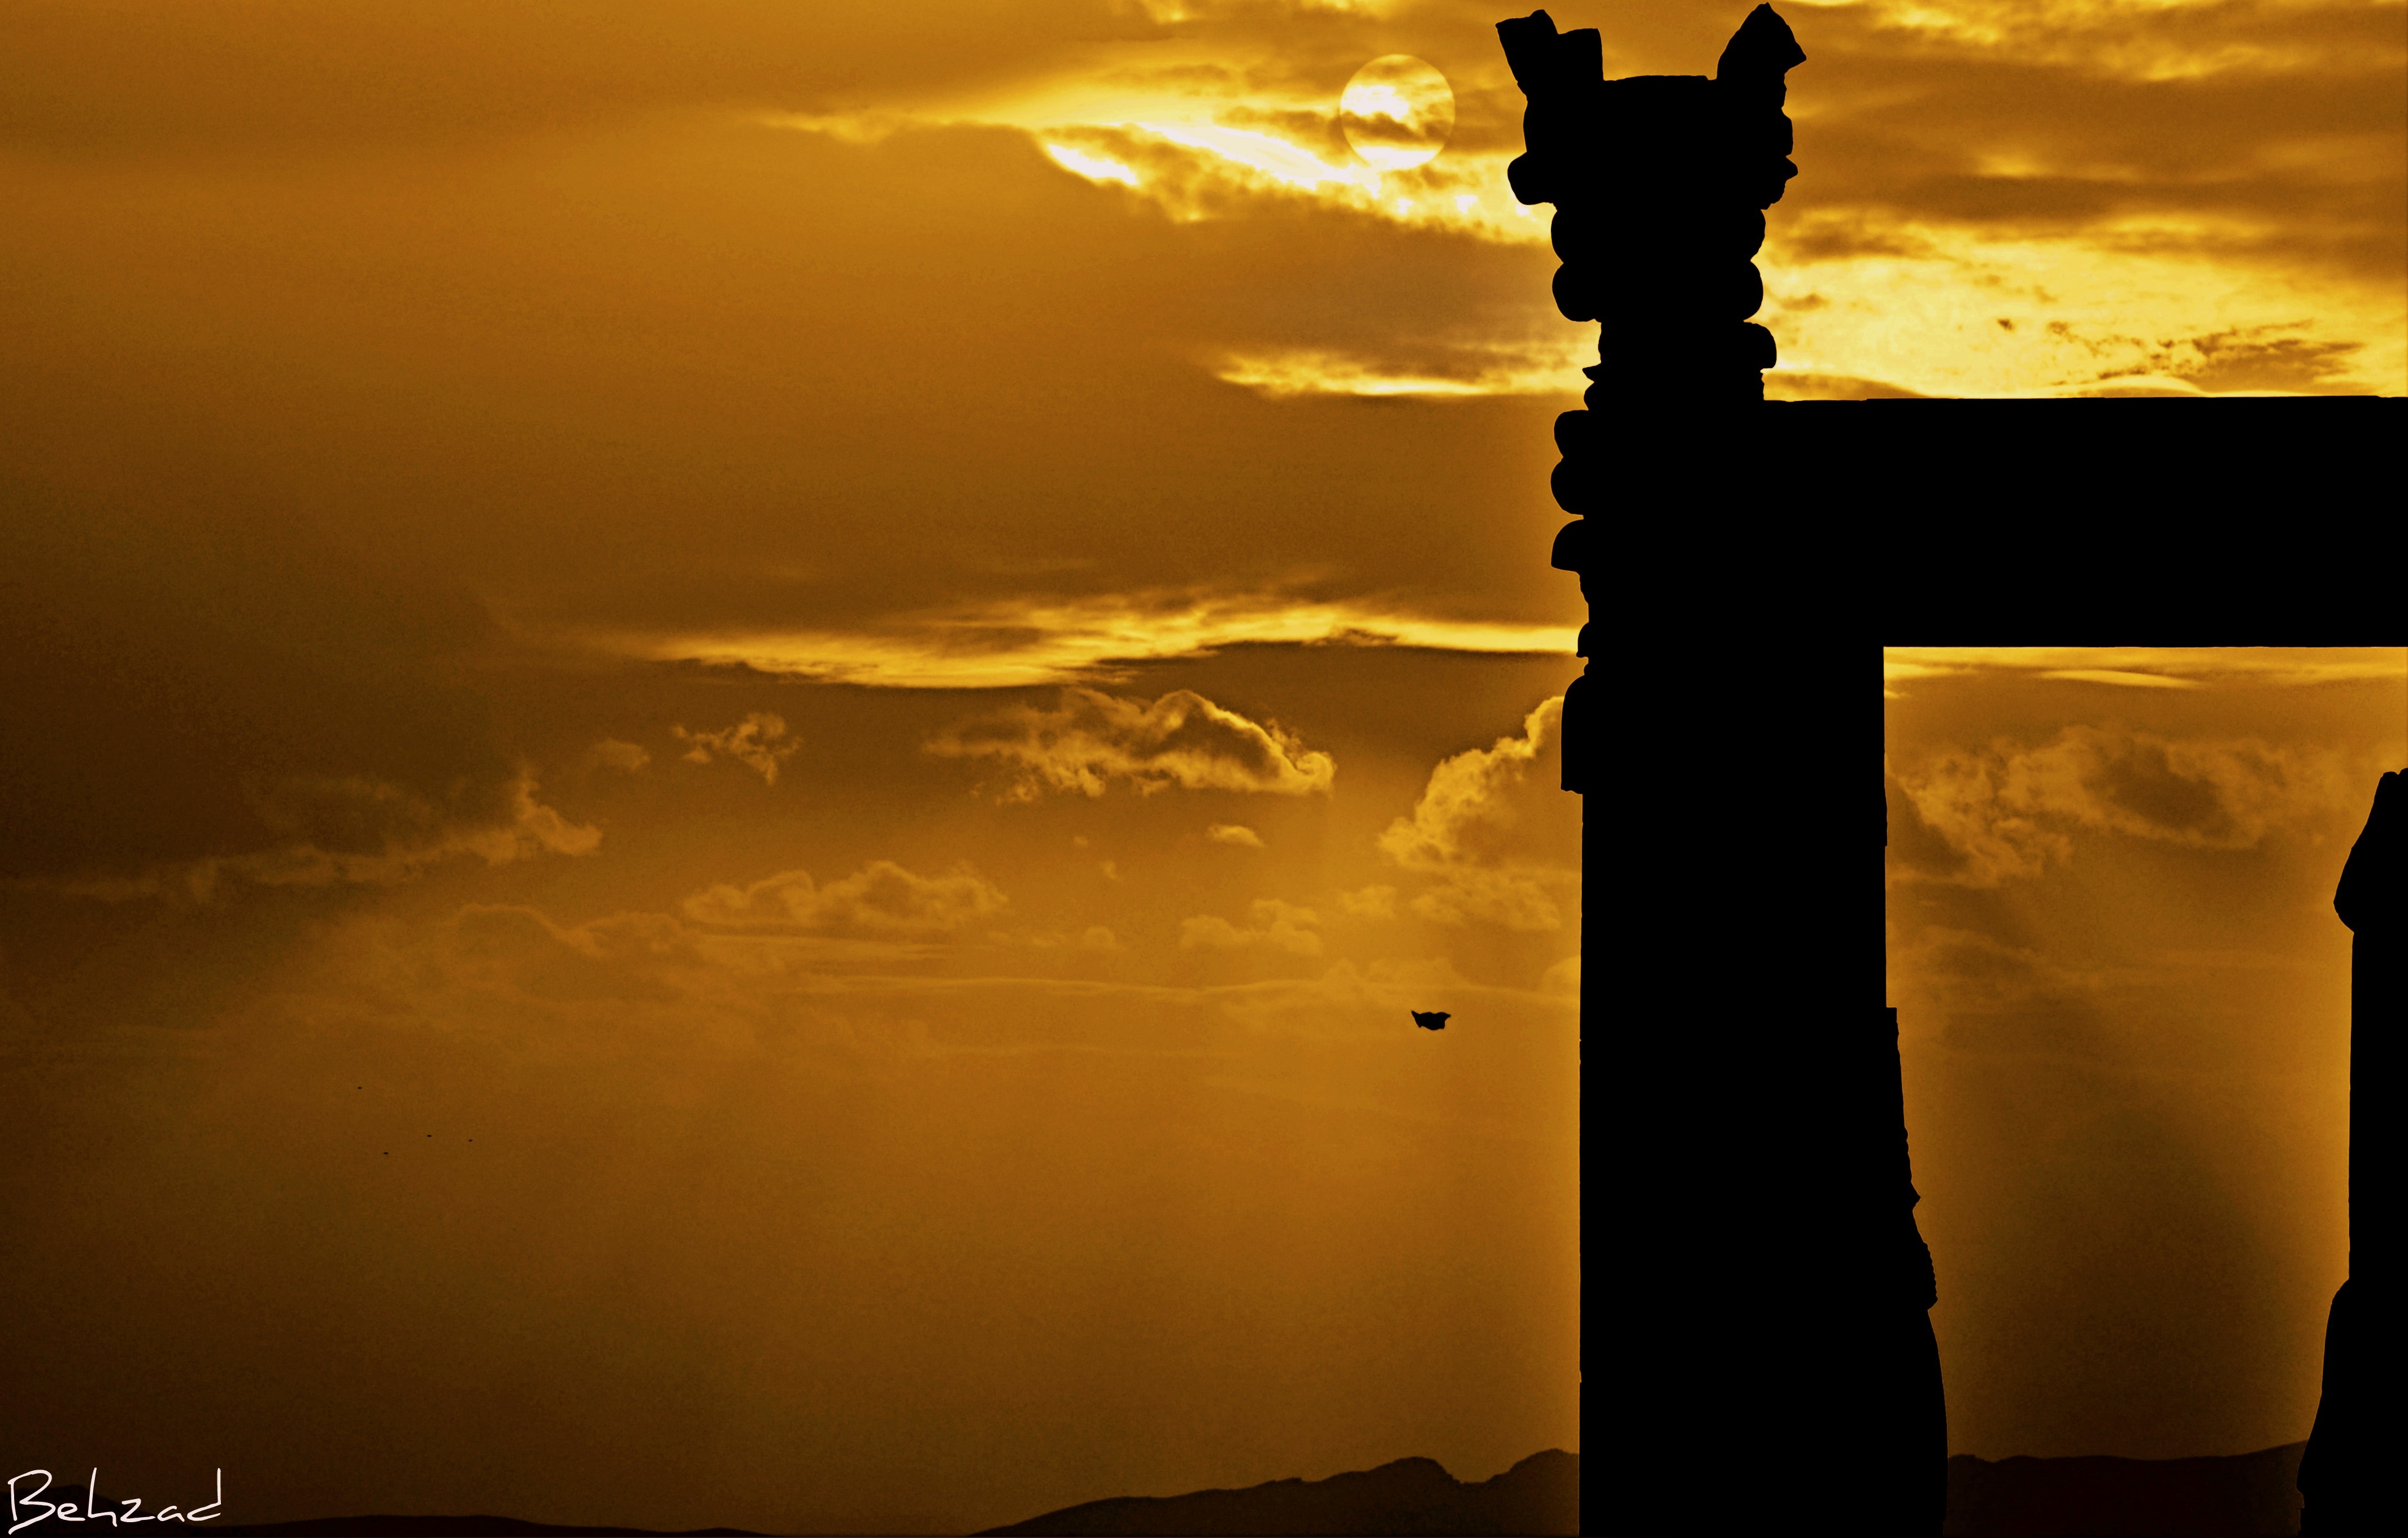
left=2300, top=768, right=2404, bottom=1536
left=1502, top=12, right=1946, bottom=1532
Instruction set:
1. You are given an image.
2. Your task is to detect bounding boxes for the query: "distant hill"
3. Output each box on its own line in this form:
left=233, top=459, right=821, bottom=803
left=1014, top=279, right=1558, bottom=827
left=196, top=1520, right=759, bottom=1537
left=974, top=1449, right=1578, bottom=1536
left=6, top=1442, right=2307, bottom=1536
left=0, top=1490, right=759, bottom=1538
left=1945, top=1443, right=2305, bottom=1536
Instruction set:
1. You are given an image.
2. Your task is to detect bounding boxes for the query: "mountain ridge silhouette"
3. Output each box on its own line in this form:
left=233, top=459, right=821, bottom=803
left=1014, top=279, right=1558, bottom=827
left=1944, top=1442, right=2306, bottom=1536
left=973, top=1448, right=1578, bottom=1536
left=11, top=1443, right=2318, bottom=1535
left=197, top=1523, right=757, bottom=1537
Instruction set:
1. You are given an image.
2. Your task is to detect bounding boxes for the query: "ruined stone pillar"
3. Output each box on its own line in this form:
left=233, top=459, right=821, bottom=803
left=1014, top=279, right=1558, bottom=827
left=2300, top=768, right=2403, bottom=1535
left=1500, top=11, right=1947, bottom=1528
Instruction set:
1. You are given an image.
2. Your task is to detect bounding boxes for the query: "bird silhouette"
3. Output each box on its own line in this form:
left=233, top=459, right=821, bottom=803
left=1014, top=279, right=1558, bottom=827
left=1411, top=1011, right=1450, bottom=1031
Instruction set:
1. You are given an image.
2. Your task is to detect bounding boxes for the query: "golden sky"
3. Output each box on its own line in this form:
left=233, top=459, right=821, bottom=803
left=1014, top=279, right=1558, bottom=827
left=1888, top=648, right=2406, bottom=1461
left=1, top=0, right=2403, bottom=1526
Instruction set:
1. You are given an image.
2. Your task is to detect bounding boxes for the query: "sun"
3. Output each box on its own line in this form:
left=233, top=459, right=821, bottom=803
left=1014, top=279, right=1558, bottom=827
left=1339, top=56, right=1456, bottom=172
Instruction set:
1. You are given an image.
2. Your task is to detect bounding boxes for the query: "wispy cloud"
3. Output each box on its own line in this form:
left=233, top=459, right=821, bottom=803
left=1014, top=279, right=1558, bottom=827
left=1885, top=647, right=2406, bottom=690
left=589, top=739, right=653, bottom=772
left=683, top=861, right=1009, bottom=935
left=616, top=594, right=1574, bottom=689
left=1180, top=898, right=1324, bottom=956
left=50, top=775, right=599, bottom=904
left=673, top=713, right=800, bottom=783
left=928, top=687, right=1335, bottom=801
left=1212, top=339, right=1587, bottom=399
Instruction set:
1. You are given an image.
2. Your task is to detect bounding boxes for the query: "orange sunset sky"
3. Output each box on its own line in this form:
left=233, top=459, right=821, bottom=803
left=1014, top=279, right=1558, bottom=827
left=3, top=0, right=2404, bottom=1528
left=1887, top=651, right=2405, bottom=1463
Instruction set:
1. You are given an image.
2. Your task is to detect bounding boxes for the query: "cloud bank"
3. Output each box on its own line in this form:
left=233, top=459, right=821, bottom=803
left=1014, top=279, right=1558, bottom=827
left=1889, top=724, right=2363, bottom=886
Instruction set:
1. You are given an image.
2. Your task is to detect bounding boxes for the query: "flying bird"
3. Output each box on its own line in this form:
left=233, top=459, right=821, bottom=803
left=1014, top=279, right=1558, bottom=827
left=1411, top=1011, right=1450, bottom=1031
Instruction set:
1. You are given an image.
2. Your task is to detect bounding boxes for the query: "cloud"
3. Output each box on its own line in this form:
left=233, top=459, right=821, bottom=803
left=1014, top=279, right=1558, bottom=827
left=1179, top=899, right=1323, bottom=957
left=1889, top=725, right=2363, bottom=886
left=1338, top=884, right=1396, bottom=918
left=1210, top=338, right=1588, bottom=399
left=1900, top=925, right=2096, bottom=1007
left=1819, top=0, right=2399, bottom=88
left=1375, top=696, right=1575, bottom=931
left=2170, top=329, right=2371, bottom=394
left=806, top=0, right=2403, bottom=403
left=629, top=593, right=1575, bottom=690
left=0, top=489, right=606, bottom=899
left=1744, top=0, right=2407, bottom=396
left=590, top=739, right=651, bottom=772
left=673, top=713, right=798, bottom=784
left=681, top=860, right=1008, bottom=936
left=1204, top=824, right=1263, bottom=847
left=446, top=904, right=705, bottom=1009
left=1015, top=110, right=1536, bottom=247
left=927, top=688, right=1334, bottom=801
left=1884, top=647, right=2406, bottom=690
left=1767, top=370, right=1940, bottom=400
left=1379, top=696, right=1563, bottom=871
left=1406, top=869, right=1561, bottom=931
left=1887, top=923, right=2131, bottom=1062
left=53, top=775, right=600, bottom=904
left=2037, top=670, right=2205, bottom=690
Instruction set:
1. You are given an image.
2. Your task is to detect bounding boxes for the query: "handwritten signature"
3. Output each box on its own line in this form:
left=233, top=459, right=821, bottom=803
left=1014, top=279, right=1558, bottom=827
left=8, top=1471, right=221, bottom=1533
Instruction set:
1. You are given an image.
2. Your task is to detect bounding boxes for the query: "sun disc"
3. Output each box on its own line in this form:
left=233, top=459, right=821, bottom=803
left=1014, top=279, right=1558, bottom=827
left=1340, top=56, right=1455, bottom=172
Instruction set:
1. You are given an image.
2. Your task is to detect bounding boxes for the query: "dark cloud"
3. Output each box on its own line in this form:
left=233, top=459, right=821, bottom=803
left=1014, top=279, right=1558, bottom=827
left=1772, top=209, right=1945, bottom=262
left=1886, top=771, right=1972, bottom=879
left=0, top=477, right=588, bottom=890
left=1770, top=369, right=1938, bottom=399
left=1792, top=0, right=2405, bottom=167
left=2176, top=329, right=2368, bottom=393
left=1904, top=924, right=2126, bottom=1062
left=1, top=119, right=1579, bottom=655
left=2093, top=738, right=2227, bottom=834
left=1887, top=724, right=2359, bottom=887
left=2017, top=317, right=2376, bottom=394
left=1785, top=25, right=2405, bottom=278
